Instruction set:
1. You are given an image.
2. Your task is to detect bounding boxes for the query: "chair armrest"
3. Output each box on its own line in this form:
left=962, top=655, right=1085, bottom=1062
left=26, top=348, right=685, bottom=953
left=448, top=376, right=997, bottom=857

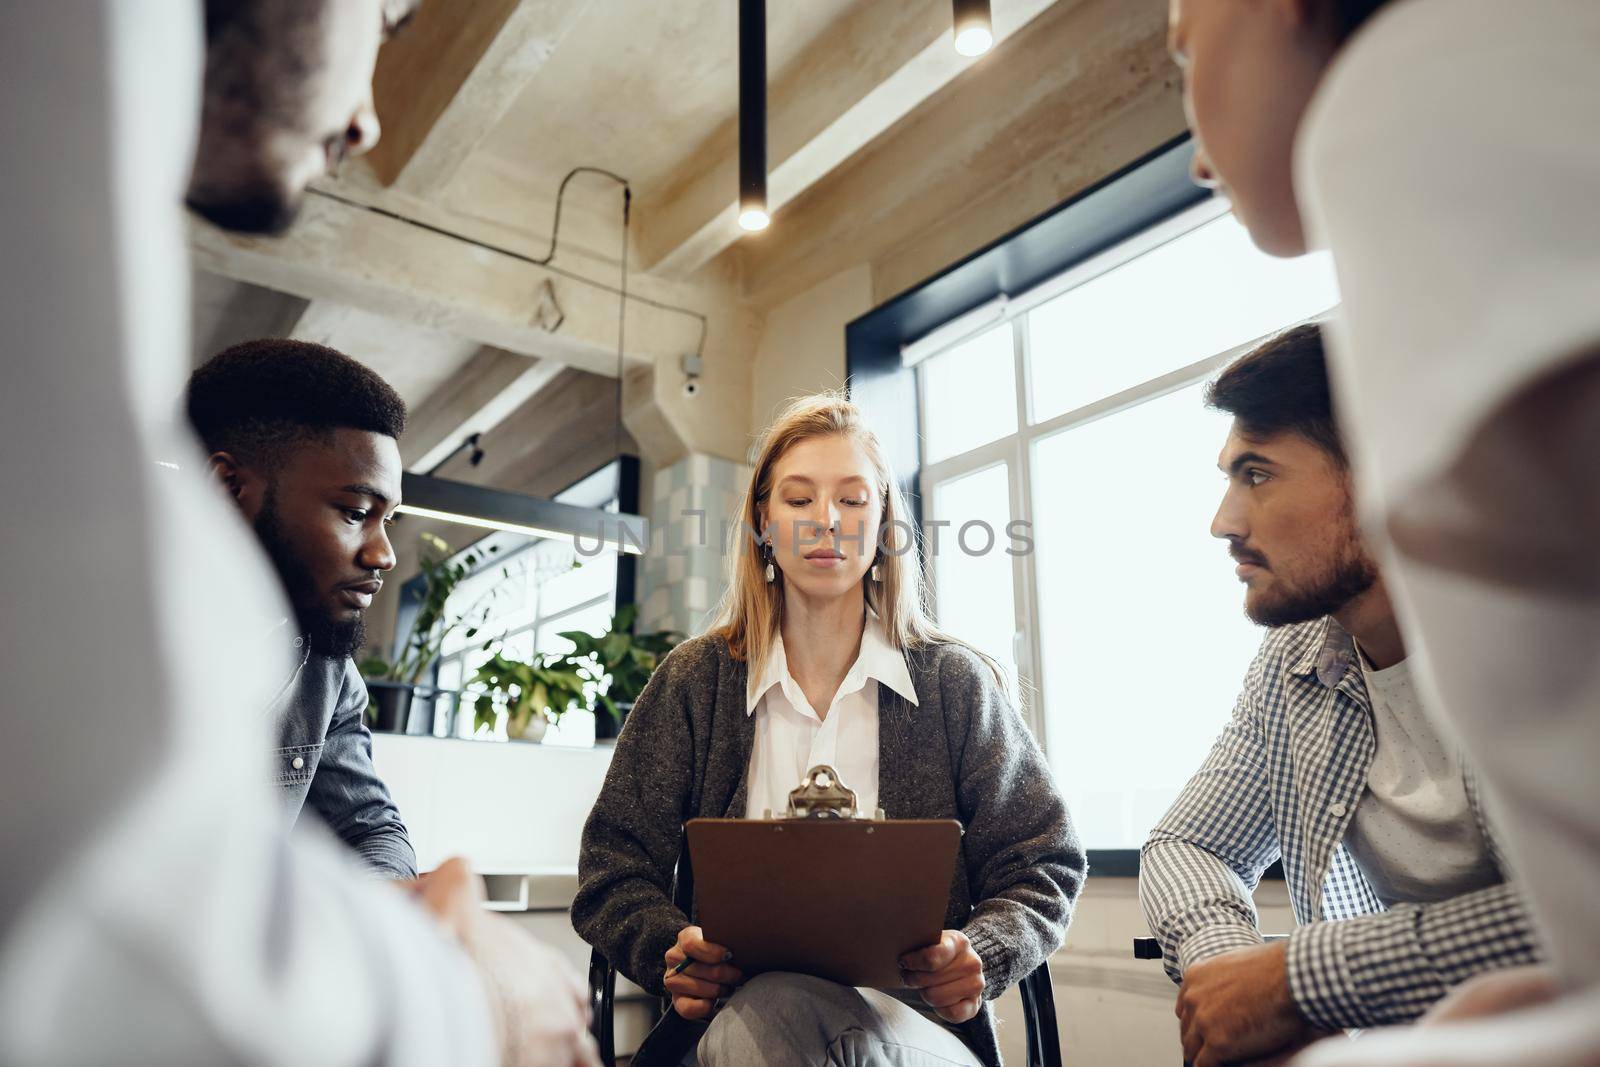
left=1131, top=933, right=1287, bottom=960
left=1017, top=960, right=1062, bottom=1067
left=1133, top=937, right=1163, bottom=960
left=587, top=948, right=616, bottom=1067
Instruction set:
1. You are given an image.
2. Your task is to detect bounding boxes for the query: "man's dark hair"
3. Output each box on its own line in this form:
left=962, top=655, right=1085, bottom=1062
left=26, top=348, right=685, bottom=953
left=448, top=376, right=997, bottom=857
left=1334, top=0, right=1392, bottom=39
left=1205, top=323, right=1345, bottom=465
left=187, top=339, right=406, bottom=471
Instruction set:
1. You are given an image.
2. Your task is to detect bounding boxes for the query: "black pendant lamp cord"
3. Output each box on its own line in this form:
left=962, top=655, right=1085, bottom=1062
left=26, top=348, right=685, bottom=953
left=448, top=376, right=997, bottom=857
left=738, top=0, right=768, bottom=226
left=615, top=181, right=630, bottom=468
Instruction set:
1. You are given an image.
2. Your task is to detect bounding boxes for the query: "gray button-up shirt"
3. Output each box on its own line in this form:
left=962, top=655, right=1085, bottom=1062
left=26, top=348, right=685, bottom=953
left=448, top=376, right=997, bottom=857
left=273, top=636, right=417, bottom=879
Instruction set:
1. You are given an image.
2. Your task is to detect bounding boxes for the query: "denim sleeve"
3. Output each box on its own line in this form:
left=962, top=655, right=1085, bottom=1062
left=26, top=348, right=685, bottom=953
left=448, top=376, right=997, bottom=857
left=305, top=664, right=418, bottom=880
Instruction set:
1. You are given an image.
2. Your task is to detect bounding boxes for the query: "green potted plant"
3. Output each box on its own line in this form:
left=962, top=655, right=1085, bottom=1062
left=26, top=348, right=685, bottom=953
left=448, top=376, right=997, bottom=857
left=463, top=650, right=590, bottom=742
left=558, top=603, right=681, bottom=738
left=359, top=531, right=503, bottom=732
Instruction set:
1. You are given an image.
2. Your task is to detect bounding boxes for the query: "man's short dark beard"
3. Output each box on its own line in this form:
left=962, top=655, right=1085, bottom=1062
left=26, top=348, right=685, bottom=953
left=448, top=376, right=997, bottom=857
left=1247, top=549, right=1379, bottom=628
left=254, top=485, right=365, bottom=658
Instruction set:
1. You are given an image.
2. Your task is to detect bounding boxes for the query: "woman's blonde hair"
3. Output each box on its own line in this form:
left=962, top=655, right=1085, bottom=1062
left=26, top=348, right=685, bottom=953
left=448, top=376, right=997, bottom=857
left=710, top=391, right=1006, bottom=691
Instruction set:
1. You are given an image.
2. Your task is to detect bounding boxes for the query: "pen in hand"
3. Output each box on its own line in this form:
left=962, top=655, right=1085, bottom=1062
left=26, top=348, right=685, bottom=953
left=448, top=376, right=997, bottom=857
left=670, top=947, right=734, bottom=976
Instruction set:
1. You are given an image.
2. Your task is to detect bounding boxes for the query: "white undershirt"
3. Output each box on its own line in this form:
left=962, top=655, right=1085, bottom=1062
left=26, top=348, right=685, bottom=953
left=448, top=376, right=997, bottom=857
left=1342, top=655, right=1499, bottom=908
left=743, top=613, right=919, bottom=820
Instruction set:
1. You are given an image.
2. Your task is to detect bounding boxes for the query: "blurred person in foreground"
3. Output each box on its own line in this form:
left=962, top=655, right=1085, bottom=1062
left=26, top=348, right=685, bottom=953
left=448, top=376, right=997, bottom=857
left=1164, top=0, right=1600, bottom=1064
left=0, top=2, right=597, bottom=1064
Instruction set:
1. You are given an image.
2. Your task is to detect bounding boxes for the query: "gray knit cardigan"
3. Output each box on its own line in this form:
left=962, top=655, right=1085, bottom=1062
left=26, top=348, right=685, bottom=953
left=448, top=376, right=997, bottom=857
left=572, top=633, right=1085, bottom=1067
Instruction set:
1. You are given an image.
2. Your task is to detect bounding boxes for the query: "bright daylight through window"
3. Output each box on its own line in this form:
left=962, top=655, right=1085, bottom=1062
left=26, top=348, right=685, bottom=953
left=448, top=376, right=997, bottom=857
left=918, top=205, right=1339, bottom=850
left=433, top=537, right=619, bottom=747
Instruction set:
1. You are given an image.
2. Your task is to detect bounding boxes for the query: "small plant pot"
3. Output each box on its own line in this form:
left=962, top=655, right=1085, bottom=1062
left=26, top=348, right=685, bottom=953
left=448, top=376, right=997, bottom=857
left=368, top=682, right=415, bottom=733
left=505, top=713, right=549, bottom=743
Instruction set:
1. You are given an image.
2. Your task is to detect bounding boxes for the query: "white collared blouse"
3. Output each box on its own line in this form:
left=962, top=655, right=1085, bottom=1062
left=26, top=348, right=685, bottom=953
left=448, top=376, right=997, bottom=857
left=743, top=612, right=919, bottom=820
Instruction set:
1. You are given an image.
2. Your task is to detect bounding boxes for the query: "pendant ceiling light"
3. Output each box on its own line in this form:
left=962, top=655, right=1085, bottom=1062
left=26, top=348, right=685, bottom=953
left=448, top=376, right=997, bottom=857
left=952, top=0, right=994, bottom=57
left=738, top=0, right=769, bottom=232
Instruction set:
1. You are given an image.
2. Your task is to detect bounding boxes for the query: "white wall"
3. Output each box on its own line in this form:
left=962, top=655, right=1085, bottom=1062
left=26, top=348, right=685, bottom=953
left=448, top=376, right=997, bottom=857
left=750, top=263, right=873, bottom=430
left=371, top=733, right=611, bottom=873
left=636, top=452, right=751, bottom=637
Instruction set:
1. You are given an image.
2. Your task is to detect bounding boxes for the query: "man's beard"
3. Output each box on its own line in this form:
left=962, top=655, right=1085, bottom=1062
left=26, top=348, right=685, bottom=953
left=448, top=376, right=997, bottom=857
left=1244, top=536, right=1379, bottom=629
left=254, top=487, right=366, bottom=658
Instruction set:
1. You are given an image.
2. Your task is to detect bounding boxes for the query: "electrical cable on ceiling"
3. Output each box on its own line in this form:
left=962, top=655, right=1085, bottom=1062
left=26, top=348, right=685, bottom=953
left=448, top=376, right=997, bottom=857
left=425, top=432, right=485, bottom=477
left=526, top=167, right=630, bottom=475
left=305, top=180, right=708, bottom=358
left=310, top=166, right=690, bottom=492
left=528, top=166, right=624, bottom=265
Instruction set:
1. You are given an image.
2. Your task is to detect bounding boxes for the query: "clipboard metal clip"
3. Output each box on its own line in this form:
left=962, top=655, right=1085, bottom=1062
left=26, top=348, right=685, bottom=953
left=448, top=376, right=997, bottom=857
left=781, top=764, right=883, bottom=820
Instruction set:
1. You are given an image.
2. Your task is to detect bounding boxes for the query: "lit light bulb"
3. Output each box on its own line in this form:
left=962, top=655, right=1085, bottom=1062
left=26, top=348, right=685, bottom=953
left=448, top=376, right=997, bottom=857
left=954, top=24, right=993, bottom=56
left=739, top=208, right=770, bottom=232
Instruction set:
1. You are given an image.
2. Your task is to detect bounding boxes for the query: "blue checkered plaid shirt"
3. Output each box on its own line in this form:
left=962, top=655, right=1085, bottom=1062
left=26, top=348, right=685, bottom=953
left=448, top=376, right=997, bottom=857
left=1139, top=617, right=1544, bottom=1030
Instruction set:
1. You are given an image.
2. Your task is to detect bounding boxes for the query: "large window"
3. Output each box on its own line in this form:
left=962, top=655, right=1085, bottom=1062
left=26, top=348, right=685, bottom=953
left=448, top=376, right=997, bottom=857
left=433, top=539, right=618, bottom=746
left=916, top=202, right=1339, bottom=850
left=429, top=464, right=622, bottom=747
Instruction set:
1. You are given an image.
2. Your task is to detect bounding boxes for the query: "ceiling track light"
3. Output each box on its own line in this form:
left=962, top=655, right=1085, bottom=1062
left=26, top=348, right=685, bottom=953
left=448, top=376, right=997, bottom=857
left=952, top=0, right=994, bottom=57
left=397, top=473, right=648, bottom=556
left=738, top=0, right=769, bottom=232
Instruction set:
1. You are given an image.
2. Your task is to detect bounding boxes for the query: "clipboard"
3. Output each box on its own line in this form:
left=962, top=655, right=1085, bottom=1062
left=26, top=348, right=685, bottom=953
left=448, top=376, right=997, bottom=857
left=685, top=767, right=962, bottom=989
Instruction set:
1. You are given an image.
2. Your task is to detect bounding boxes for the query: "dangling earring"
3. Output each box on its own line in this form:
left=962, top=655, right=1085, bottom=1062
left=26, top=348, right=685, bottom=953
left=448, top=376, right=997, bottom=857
left=764, top=543, right=776, bottom=584
left=870, top=561, right=882, bottom=582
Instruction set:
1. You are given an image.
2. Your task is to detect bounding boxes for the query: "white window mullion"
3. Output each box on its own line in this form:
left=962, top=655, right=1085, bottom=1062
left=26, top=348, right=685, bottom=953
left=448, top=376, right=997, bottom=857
left=920, top=437, right=1015, bottom=487
left=1010, top=311, right=1048, bottom=742
left=916, top=360, right=938, bottom=623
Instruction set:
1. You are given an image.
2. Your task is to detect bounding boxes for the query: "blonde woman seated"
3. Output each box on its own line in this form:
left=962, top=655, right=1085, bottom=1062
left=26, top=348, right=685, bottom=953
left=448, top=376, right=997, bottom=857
left=573, top=394, right=1084, bottom=1067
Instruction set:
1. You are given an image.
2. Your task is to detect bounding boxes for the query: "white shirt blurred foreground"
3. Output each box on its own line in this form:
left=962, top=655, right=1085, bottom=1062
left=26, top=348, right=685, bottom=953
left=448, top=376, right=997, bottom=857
left=0, top=4, right=494, bottom=1063
left=1293, top=0, right=1600, bottom=1063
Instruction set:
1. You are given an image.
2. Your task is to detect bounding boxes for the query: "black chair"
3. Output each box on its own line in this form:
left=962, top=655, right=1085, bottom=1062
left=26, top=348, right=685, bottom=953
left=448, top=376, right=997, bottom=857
left=1132, top=933, right=1285, bottom=963
left=586, top=948, right=622, bottom=1067
left=1015, top=959, right=1063, bottom=1067
left=588, top=949, right=1062, bottom=1067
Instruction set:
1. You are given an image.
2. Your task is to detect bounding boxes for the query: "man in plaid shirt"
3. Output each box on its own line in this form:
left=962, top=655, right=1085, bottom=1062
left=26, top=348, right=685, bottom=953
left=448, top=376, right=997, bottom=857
left=1139, top=325, right=1546, bottom=1067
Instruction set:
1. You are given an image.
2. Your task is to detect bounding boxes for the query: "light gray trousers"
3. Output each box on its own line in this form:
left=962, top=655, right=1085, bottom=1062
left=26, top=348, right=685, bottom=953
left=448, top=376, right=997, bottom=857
left=692, top=972, right=984, bottom=1067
